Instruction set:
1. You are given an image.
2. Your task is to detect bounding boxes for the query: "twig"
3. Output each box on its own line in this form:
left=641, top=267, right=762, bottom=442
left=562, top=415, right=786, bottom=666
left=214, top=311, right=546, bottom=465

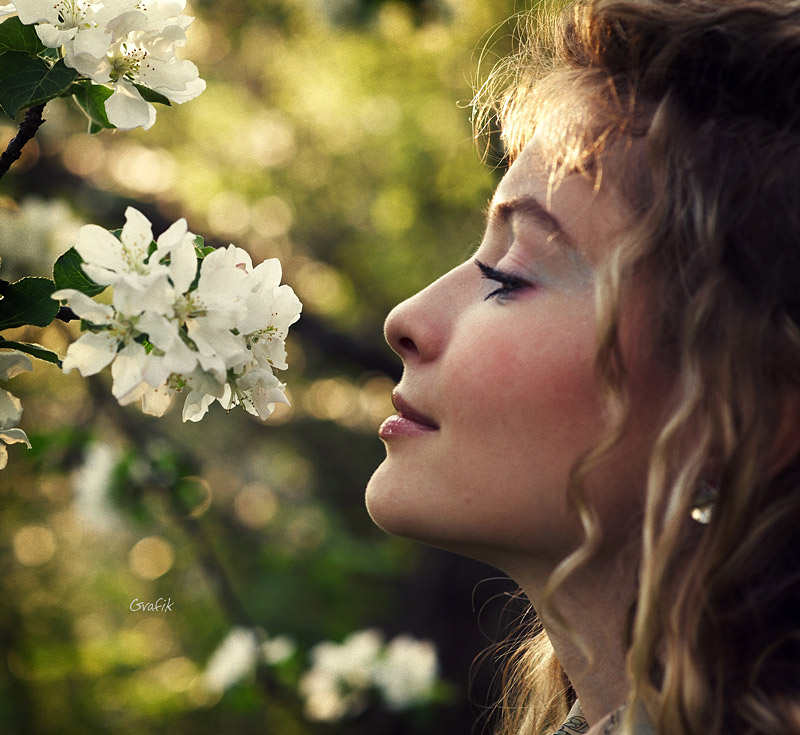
left=0, top=104, right=46, bottom=181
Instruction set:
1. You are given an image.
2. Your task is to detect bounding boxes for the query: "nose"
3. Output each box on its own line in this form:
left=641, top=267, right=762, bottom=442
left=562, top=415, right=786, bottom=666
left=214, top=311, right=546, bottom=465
left=384, top=262, right=470, bottom=364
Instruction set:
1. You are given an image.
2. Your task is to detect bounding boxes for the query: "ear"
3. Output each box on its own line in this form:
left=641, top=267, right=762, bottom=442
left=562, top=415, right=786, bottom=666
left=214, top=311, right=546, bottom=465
left=766, top=389, right=800, bottom=479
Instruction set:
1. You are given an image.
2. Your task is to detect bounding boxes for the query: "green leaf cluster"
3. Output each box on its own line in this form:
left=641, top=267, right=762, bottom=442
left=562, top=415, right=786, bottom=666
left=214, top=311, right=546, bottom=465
left=0, top=247, right=104, bottom=369
left=0, top=18, right=77, bottom=119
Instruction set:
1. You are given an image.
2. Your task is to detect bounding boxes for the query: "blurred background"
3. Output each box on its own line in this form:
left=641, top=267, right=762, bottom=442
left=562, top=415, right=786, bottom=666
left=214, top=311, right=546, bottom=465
left=0, top=0, right=535, bottom=732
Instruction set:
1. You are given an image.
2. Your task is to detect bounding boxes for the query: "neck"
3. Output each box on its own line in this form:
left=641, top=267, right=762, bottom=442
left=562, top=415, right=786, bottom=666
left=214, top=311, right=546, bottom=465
left=503, top=545, right=638, bottom=727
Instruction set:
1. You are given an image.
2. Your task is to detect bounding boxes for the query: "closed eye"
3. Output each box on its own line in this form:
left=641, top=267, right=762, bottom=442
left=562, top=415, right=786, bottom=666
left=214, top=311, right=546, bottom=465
left=475, top=260, right=533, bottom=302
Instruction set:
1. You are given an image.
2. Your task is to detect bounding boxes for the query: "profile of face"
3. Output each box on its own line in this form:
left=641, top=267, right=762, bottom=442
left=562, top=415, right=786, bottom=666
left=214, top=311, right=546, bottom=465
left=365, top=139, right=676, bottom=578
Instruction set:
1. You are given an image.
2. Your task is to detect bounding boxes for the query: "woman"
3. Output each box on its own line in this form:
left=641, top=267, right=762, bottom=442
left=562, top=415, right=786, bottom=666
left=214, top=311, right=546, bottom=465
left=366, top=1, right=800, bottom=734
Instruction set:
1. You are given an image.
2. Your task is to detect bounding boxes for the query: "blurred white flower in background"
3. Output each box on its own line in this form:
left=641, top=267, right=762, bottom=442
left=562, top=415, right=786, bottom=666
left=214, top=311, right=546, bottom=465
left=0, top=198, right=84, bottom=281
left=203, top=627, right=259, bottom=694
left=261, top=633, right=296, bottom=665
left=203, top=627, right=295, bottom=694
left=0, top=350, right=33, bottom=469
left=298, top=629, right=440, bottom=722
left=52, top=207, right=302, bottom=423
left=71, top=442, right=123, bottom=532
left=372, top=634, right=439, bottom=711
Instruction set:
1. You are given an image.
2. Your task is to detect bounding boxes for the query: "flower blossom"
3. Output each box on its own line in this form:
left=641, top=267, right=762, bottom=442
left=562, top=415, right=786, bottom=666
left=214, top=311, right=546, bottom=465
left=52, top=207, right=302, bottom=423
left=202, top=626, right=295, bottom=694
left=298, top=629, right=440, bottom=722
left=2, top=0, right=205, bottom=130
left=0, top=350, right=33, bottom=470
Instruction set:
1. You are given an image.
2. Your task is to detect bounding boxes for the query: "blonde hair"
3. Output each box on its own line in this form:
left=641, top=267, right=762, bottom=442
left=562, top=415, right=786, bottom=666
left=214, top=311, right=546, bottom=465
left=474, top=2, right=800, bottom=734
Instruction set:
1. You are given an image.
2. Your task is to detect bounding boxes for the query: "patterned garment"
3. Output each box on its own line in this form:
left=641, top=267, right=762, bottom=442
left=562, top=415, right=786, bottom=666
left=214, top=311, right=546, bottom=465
left=550, top=700, right=656, bottom=735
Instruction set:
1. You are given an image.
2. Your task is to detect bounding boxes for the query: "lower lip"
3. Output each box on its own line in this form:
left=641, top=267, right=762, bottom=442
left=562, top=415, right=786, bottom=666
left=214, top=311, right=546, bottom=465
left=378, top=415, right=439, bottom=438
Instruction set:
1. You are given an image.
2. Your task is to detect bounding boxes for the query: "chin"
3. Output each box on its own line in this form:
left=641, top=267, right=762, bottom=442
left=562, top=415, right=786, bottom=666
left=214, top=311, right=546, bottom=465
left=364, top=461, right=418, bottom=536
left=365, top=462, right=504, bottom=566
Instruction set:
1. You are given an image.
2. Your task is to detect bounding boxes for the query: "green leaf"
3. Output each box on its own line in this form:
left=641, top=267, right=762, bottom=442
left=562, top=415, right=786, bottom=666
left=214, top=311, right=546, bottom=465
left=0, top=51, right=78, bottom=118
left=133, top=83, right=171, bottom=106
left=53, top=247, right=106, bottom=297
left=0, top=277, right=58, bottom=330
left=0, top=339, right=61, bottom=367
left=70, top=81, right=115, bottom=133
left=0, top=17, right=46, bottom=56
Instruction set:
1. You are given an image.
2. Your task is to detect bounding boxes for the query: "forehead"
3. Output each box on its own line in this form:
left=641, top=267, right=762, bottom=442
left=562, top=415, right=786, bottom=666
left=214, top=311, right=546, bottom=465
left=492, top=139, right=639, bottom=264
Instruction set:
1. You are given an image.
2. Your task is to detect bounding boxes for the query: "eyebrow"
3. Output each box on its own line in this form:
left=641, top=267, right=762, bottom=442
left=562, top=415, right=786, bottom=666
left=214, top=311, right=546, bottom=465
left=487, top=196, right=576, bottom=250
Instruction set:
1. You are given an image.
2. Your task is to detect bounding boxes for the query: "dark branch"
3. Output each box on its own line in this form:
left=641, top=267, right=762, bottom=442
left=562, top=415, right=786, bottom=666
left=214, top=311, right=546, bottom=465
left=0, top=104, right=46, bottom=181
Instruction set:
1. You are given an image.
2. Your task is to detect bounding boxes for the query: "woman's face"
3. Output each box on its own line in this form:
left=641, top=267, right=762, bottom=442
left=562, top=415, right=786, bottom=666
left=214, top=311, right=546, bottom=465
left=365, top=139, right=674, bottom=575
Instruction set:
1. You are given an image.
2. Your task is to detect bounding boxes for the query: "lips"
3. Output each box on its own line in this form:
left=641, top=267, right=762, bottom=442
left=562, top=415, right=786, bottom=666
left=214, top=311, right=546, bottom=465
left=391, top=390, right=439, bottom=429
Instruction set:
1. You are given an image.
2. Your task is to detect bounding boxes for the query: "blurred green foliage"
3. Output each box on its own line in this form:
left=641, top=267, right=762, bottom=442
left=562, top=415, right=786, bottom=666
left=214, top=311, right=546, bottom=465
left=0, top=0, right=527, bottom=733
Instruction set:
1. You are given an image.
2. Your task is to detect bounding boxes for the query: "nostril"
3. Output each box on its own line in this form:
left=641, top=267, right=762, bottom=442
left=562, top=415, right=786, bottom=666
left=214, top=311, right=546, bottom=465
left=398, top=336, right=418, bottom=355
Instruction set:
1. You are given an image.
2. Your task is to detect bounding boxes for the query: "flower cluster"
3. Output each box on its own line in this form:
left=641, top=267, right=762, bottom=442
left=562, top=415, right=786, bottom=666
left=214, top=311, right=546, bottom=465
left=298, top=629, right=440, bottom=722
left=52, top=207, right=302, bottom=422
left=0, top=349, right=33, bottom=469
left=1, top=0, right=205, bottom=129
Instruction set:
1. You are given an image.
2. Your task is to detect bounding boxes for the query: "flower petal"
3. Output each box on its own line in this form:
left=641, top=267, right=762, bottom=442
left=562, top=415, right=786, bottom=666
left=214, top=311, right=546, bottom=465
left=75, top=224, right=128, bottom=276
left=51, top=289, right=113, bottom=324
left=0, top=350, right=33, bottom=381
left=70, top=25, right=112, bottom=59
left=120, top=206, right=154, bottom=263
left=141, top=385, right=173, bottom=416
left=154, top=217, right=187, bottom=253
left=12, top=0, right=56, bottom=25
left=167, top=235, right=197, bottom=294
left=0, top=387, right=22, bottom=430
left=0, top=427, right=31, bottom=448
left=105, top=80, right=155, bottom=131
left=36, top=23, right=77, bottom=47
left=110, top=343, right=147, bottom=403
left=62, top=331, right=119, bottom=376
left=182, top=388, right=215, bottom=422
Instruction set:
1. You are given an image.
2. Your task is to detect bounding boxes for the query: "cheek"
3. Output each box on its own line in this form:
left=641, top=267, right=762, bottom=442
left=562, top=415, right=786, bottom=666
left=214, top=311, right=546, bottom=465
left=430, top=304, right=606, bottom=552
left=445, top=304, right=603, bottom=443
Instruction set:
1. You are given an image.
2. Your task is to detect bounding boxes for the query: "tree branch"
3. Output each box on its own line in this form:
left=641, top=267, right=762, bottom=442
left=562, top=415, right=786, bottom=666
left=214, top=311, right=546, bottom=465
left=0, top=104, right=46, bottom=181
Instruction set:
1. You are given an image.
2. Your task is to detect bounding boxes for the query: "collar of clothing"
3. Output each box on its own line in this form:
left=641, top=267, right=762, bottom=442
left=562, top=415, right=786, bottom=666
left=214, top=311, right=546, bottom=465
left=550, top=700, right=656, bottom=735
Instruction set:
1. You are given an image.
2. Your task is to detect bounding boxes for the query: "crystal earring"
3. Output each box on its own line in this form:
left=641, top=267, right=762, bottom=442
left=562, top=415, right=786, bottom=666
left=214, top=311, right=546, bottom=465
left=691, top=480, right=718, bottom=524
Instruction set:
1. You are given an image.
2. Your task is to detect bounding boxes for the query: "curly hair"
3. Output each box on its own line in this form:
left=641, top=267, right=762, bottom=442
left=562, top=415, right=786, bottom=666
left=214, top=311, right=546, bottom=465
left=474, top=2, right=800, bottom=734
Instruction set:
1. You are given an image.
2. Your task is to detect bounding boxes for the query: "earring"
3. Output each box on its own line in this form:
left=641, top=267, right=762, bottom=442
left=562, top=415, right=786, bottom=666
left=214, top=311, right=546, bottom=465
left=691, top=480, right=718, bottom=524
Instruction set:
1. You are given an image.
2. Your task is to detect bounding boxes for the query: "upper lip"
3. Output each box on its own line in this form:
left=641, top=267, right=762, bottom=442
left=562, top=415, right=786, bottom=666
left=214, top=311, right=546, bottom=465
left=391, top=390, right=439, bottom=429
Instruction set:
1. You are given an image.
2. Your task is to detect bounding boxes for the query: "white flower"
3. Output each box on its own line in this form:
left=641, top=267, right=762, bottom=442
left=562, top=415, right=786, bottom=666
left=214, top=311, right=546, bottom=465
left=0, top=4, right=16, bottom=19
left=218, top=367, right=289, bottom=421
left=298, top=630, right=440, bottom=721
left=173, top=367, right=226, bottom=422
left=55, top=210, right=301, bottom=422
left=203, top=627, right=259, bottom=694
left=0, top=197, right=84, bottom=281
left=74, top=206, right=186, bottom=296
left=372, top=635, right=439, bottom=711
left=71, top=442, right=122, bottom=531
left=51, top=287, right=149, bottom=404
left=299, top=629, right=384, bottom=722
left=261, top=634, right=295, bottom=665
left=0, top=350, right=33, bottom=470
left=67, top=2, right=205, bottom=130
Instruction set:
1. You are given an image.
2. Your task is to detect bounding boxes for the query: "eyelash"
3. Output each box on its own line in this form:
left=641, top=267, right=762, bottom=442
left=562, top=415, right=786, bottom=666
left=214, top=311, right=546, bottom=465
left=475, top=259, right=531, bottom=302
